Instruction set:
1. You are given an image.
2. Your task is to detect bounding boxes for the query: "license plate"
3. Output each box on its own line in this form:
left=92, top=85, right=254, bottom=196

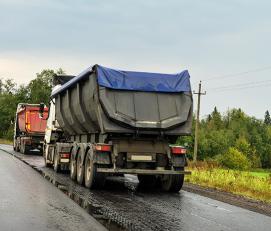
left=131, top=155, right=152, bottom=161
left=60, top=159, right=70, bottom=163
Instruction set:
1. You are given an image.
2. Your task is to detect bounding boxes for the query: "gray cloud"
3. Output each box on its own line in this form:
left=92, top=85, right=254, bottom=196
left=0, top=0, right=271, bottom=118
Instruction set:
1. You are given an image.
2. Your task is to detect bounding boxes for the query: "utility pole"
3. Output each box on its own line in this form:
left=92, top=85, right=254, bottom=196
left=193, top=81, right=206, bottom=162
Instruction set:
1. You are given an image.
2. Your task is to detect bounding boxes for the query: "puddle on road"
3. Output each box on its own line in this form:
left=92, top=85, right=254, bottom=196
left=42, top=171, right=126, bottom=231
left=39, top=169, right=188, bottom=231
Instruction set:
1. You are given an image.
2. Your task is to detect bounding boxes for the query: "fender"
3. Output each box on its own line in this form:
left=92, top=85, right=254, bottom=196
left=86, top=143, right=111, bottom=165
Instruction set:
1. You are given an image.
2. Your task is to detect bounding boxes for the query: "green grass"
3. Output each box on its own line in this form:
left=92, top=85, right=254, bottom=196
left=185, top=164, right=271, bottom=203
left=0, top=138, right=13, bottom=145
left=249, top=171, right=270, bottom=178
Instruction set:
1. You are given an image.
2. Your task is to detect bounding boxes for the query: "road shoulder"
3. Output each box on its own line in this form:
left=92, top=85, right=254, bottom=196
left=183, top=182, right=271, bottom=217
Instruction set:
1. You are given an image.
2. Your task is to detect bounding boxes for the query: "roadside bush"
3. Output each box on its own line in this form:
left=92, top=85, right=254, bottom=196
left=221, top=147, right=251, bottom=170
left=4, top=126, right=14, bottom=140
left=234, top=137, right=261, bottom=168
left=213, top=154, right=224, bottom=164
left=187, top=160, right=221, bottom=169
left=249, top=153, right=262, bottom=168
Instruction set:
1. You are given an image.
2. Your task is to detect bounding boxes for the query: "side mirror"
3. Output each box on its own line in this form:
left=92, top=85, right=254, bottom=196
left=39, top=103, right=45, bottom=118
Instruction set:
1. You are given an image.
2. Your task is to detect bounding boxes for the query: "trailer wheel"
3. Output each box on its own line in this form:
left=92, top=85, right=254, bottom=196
left=24, top=145, right=30, bottom=154
left=13, top=141, right=16, bottom=151
left=44, top=154, right=52, bottom=168
left=44, top=157, right=51, bottom=167
left=138, top=175, right=157, bottom=189
left=20, top=142, right=26, bottom=154
left=20, top=142, right=30, bottom=154
left=84, top=148, right=106, bottom=189
left=76, top=149, right=85, bottom=185
left=15, top=143, right=20, bottom=152
left=160, top=172, right=184, bottom=192
left=19, top=142, right=23, bottom=153
left=53, top=153, right=60, bottom=172
left=14, top=140, right=20, bottom=152
left=70, top=156, right=77, bottom=181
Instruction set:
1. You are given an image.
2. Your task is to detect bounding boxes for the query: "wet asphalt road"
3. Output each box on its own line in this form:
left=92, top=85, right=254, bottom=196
left=1, top=144, right=271, bottom=231
left=0, top=148, right=106, bottom=231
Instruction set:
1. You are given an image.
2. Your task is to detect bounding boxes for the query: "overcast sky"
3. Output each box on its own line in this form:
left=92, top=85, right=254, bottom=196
left=1, top=0, right=271, bottom=119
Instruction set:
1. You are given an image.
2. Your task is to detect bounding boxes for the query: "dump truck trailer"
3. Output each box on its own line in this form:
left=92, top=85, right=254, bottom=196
left=42, top=65, right=193, bottom=192
left=14, top=103, right=48, bottom=154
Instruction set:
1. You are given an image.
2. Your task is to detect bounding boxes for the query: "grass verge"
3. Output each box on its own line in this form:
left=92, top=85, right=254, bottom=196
left=185, top=162, right=271, bottom=203
left=0, top=138, right=13, bottom=145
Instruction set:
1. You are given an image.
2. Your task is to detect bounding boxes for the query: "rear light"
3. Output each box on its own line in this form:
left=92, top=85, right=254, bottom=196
left=60, top=153, right=70, bottom=158
left=25, top=112, right=30, bottom=123
left=171, top=146, right=186, bottom=155
left=25, top=112, right=31, bottom=130
left=95, top=144, right=111, bottom=152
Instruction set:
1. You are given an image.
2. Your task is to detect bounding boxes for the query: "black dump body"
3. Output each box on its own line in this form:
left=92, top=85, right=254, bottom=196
left=51, top=65, right=193, bottom=142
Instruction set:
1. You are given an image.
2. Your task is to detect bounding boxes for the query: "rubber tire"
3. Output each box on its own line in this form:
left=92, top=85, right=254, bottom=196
left=43, top=144, right=51, bottom=167
left=84, top=149, right=106, bottom=189
left=138, top=175, right=157, bottom=189
left=14, top=140, right=20, bottom=152
left=24, top=145, right=30, bottom=154
left=20, top=142, right=30, bottom=154
left=53, top=153, right=60, bottom=172
left=19, top=142, right=22, bottom=153
left=20, top=142, right=25, bottom=154
left=76, top=150, right=84, bottom=185
left=160, top=174, right=184, bottom=192
left=44, top=154, right=52, bottom=167
left=44, top=158, right=51, bottom=167
left=70, top=155, right=77, bottom=181
left=15, top=143, right=20, bottom=152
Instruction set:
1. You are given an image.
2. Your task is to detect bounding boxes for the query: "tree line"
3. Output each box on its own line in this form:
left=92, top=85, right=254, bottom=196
left=0, top=69, right=64, bottom=139
left=1, top=69, right=271, bottom=169
left=179, top=107, right=271, bottom=169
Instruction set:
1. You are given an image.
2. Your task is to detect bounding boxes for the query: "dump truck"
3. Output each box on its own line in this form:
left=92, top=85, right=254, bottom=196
left=13, top=103, right=48, bottom=154
left=41, top=65, right=193, bottom=192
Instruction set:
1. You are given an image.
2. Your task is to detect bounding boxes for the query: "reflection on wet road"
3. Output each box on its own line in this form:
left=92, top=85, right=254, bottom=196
left=1, top=144, right=271, bottom=231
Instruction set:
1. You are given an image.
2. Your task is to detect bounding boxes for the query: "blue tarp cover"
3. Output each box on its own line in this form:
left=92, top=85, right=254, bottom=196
left=96, top=65, right=191, bottom=93
left=51, top=65, right=191, bottom=97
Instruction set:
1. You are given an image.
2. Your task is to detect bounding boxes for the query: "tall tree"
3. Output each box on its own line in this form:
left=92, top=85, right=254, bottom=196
left=208, top=106, right=223, bottom=129
left=264, top=110, right=271, bottom=125
left=0, top=68, right=64, bottom=139
left=0, top=78, right=3, bottom=94
left=28, top=68, right=65, bottom=104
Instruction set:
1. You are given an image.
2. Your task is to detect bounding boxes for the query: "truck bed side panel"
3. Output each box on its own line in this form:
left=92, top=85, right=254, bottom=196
left=55, top=73, right=193, bottom=136
left=17, top=106, right=48, bottom=135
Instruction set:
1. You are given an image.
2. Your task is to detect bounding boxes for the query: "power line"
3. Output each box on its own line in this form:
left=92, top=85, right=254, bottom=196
left=202, top=65, right=271, bottom=82
left=208, top=81, right=271, bottom=92
left=207, top=79, right=271, bottom=91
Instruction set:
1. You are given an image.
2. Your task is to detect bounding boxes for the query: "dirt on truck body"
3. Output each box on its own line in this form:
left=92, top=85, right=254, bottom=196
left=42, top=64, right=193, bottom=192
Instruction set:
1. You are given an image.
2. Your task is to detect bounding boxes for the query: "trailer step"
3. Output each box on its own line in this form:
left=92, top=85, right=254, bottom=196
left=96, top=168, right=191, bottom=175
